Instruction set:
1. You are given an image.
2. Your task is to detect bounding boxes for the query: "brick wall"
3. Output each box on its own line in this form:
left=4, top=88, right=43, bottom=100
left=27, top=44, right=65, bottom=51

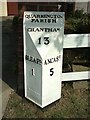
left=7, top=2, right=18, bottom=15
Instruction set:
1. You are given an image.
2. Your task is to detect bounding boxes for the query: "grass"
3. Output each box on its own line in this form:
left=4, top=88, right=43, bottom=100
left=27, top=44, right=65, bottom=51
left=3, top=83, right=89, bottom=119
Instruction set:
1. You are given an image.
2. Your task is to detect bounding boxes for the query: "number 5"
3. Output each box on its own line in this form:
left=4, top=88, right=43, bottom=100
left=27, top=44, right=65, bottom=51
left=50, top=68, right=54, bottom=76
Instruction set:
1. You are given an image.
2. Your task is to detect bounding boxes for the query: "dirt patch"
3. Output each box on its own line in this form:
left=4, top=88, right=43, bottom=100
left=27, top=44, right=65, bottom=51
left=3, top=83, right=89, bottom=119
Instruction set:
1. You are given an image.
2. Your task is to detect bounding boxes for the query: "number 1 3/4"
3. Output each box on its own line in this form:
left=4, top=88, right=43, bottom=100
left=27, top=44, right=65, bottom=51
left=38, top=37, right=50, bottom=45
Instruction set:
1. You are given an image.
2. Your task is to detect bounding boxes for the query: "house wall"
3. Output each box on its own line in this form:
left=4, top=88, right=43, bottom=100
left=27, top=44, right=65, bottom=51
left=75, top=2, right=88, bottom=13
left=7, top=2, right=18, bottom=15
left=0, top=0, right=7, bottom=16
left=87, top=1, right=90, bottom=13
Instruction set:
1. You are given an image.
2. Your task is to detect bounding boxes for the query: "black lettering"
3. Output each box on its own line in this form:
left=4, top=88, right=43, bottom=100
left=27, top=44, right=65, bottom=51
left=25, top=14, right=63, bottom=19
left=25, top=15, right=30, bottom=19
left=29, top=56, right=33, bottom=61
left=40, top=19, right=44, bottom=22
left=56, top=56, right=59, bottom=62
left=36, top=19, right=39, bottom=23
left=27, top=28, right=33, bottom=32
left=27, top=28, right=61, bottom=32
left=37, top=59, right=42, bottom=65
left=33, top=58, right=36, bottom=63
left=47, top=59, right=52, bottom=64
left=31, top=19, right=35, bottom=22
left=25, top=54, right=42, bottom=65
left=44, top=55, right=61, bottom=65
left=35, top=28, right=40, bottom=32
left=48, top=19, right=51, bottom=23
left=45, top=28, right=50, bottom=32
left=25, top=55, right=29, bottom=60
left=50, top=68, right=54, bottom=76
left=44, top=37, right=50, bottom=45
left=44, top=60, right=48, bottom=65
left=32, top=68, right=35, bottom=76
left=52, top=19, right=56, bottom=23
left=53, top=28, right=57, bottom=32
left=36, top=15, right=40, bottom=18
left=33, top=14, right=37, bottom=18
left=40, top=28, right=44, bottom=32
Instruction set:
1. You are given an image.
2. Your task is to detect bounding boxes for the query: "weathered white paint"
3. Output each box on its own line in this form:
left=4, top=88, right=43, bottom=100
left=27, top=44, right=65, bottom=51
left=63, top=34, right=89, bottom=48
left=23, top=11, right=64, bottom=108
left=62, top=71, right=90, bottom=82
left=0, top=0, right=7, bottom=16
